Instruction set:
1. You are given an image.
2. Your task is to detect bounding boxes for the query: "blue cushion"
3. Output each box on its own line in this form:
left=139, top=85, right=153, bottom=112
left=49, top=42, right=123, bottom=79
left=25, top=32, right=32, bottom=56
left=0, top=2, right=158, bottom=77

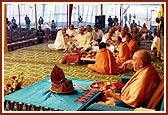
left=159, top=97, right=164, bottom=111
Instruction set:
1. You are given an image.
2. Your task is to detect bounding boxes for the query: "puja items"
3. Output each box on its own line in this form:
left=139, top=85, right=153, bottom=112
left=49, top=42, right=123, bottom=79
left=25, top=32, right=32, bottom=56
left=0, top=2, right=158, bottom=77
left=4, top=72, right=25, bottom=95
left=90, top=81, right=117, bottom=92
left=90, top=81, right=124, bottom=105
left=81, top=51, right=96, bottom=59
left=50, top=65, right=75, bottom=94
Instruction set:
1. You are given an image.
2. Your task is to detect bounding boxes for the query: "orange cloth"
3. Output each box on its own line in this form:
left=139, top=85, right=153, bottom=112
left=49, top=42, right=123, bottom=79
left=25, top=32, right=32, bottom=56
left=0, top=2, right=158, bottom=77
left=88, top=48, right=119, bottom=75
left=117, top=42, right=131, bottom=65
left=126, top=39, right=138, bottom=58
left=120, top=64, right=161, bottom=108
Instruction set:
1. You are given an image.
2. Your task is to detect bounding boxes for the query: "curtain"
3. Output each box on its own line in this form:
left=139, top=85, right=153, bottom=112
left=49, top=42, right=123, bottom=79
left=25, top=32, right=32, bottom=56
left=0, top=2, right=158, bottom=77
left=6, top=3, right=160, bottom=29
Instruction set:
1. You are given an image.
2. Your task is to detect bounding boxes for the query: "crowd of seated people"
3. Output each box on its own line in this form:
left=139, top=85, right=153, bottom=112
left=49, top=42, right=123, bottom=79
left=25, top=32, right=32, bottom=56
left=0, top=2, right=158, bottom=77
left=46, top=22, right=162, bottom=73
left=48, top=23, right=163, bottom=109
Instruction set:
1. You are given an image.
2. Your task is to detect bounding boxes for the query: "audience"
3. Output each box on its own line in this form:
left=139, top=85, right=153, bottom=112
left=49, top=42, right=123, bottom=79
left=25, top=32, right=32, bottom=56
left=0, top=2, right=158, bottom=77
left=85, top=25, right=98, bottom=46
left=125, top=33, right=138, bottom=58
left=113, top=35, right=131, bottom=66
left=25, top=15, right=31, bottom=29
left=36, top=26, right=45, bottom=44
left=66, top=24, right=78, bottom=39
left=73, top=26, right=92, bottom=52
left=131, top=26, right=141, bottom=45
left=38, top=16, right=44, bottom=26
left=93, top=25, right=104, bottom=44
left=50, top=20, right=57, bottom=41
left=48, top=27, right=68, bottom=50
left=101, top=28, right=114, bottom=43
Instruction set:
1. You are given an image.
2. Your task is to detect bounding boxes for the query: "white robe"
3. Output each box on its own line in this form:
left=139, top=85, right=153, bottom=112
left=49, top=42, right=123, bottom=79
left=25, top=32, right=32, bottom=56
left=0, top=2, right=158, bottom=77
left=66, top=29, right=78, bottom=38
left=73, top=33, right=91, bottom=51
left=48, top=30, right=66, bottom=50
left=151, top=36, right=160, bottom=50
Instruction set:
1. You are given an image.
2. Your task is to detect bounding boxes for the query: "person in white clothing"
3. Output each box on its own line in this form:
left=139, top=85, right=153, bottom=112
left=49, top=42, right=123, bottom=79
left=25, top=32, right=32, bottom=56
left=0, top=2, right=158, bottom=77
left=66, top=24, right=78, bottom=38
left=48, top=27, right=68, bottom=50
left=101, top=28, right=118, bottom=53
left=93, top=25, right=104, bottom=43
left=101, top=28, right=114, bottom=43
left=85, top=25, right=98, bottom=46
left=73, top=26, right=92, bottom=51
left=151, top=35, right=160, bottom=57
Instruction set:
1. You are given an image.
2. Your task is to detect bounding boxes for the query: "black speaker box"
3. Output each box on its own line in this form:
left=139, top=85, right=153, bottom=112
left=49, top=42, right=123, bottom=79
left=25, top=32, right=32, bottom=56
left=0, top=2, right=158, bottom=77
left=95, top=15, right=105, bottom=29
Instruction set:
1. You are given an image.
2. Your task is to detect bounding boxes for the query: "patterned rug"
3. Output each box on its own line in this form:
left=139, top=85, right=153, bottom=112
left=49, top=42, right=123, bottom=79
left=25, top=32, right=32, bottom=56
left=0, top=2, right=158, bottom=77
left=4, top=41, right=164, bottom=90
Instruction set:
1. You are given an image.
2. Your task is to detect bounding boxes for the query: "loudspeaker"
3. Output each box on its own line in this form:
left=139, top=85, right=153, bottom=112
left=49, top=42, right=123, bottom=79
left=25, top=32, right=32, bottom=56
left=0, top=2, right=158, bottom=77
left=95, top=15, right=105, bottom=29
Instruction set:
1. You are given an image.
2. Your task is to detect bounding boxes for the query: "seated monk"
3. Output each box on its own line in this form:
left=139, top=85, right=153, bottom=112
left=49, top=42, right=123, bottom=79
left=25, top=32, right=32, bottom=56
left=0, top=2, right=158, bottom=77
left=113, top=35, right=131, bottom=65
left=125, top=33, right=138, bottom=58
left=88, top=42, right=120, bottom=75
left=104, top=50, right=161, bottom=108
left=50, top=65, right=74, bottom=93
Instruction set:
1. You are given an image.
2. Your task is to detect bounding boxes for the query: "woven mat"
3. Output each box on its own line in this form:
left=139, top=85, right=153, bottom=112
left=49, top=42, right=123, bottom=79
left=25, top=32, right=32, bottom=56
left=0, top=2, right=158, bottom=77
left=4, top=42, right=164, bottom=89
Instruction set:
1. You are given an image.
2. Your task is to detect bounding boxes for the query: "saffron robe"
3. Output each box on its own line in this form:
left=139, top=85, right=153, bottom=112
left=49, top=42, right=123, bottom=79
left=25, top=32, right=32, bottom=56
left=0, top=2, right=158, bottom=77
left=88, top=48, right=119, bottom=75
left=126, top=38, right=138, bottom=58
left=116, top=42, right=131, bottom=65
left=120, top=64, right=161, bottom=108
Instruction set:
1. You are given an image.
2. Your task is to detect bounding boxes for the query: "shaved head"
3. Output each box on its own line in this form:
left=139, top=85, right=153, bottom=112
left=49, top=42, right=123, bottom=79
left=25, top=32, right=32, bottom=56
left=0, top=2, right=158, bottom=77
left=135, top=50, right=151, bottom=65
left=133, top=50, right=151, bottom=71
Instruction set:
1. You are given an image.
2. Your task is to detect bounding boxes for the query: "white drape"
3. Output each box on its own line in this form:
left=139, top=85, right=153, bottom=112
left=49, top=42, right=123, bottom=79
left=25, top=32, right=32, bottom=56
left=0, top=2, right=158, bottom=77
left=6, top=3, right=160, bottom=29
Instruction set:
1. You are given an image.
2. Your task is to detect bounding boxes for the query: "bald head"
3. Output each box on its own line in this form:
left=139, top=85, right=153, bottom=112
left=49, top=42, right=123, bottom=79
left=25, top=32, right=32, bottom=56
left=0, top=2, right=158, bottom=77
left=69, top=24, right=74, bottom=30
left=135, top=50, right=151, bottom=65
left=133, top=50, right=151, bottom=71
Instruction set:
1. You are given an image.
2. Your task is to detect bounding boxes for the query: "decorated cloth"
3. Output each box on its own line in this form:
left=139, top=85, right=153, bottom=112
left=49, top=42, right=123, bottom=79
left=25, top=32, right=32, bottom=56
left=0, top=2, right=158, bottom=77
left=51, top=65, right=65, bottom=84
left=4, top=77, right=102, bottom=111
left=120, top=64, right=161, bottom=108
left=61, top=53, right=84, bottom=64
left=116, top=42, right=131, bottom=65
left=50, top=65, right=74, bottom=93
left=88, top=48, right=120, bottom=75
left=126, top=38, right=138, bottom=58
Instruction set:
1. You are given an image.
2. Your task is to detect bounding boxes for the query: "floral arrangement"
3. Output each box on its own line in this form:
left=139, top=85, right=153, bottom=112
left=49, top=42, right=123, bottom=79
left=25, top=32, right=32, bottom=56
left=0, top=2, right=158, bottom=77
left=4, top=72, right=25, bottom=95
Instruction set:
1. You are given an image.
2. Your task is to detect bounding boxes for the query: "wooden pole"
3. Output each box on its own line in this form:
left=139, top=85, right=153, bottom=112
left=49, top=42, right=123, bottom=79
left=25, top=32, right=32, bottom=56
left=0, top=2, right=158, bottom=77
left=67, top=5, right=68, bottom=28
left=34, top=4, right=38, bottom=30
left=100, top=4, right=103, bottom=15
left=69, top=4, right=73, bottom=27
left=4, top=4, right=8, bottom=54
left=18, top=4, right=21, bottom=28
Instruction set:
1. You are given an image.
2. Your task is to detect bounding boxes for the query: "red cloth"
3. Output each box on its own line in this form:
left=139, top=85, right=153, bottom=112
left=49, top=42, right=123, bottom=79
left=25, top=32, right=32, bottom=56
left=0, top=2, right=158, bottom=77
left=51, top=65, right=65, bottom=84
left=61, top=53, right=83, bottom=64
